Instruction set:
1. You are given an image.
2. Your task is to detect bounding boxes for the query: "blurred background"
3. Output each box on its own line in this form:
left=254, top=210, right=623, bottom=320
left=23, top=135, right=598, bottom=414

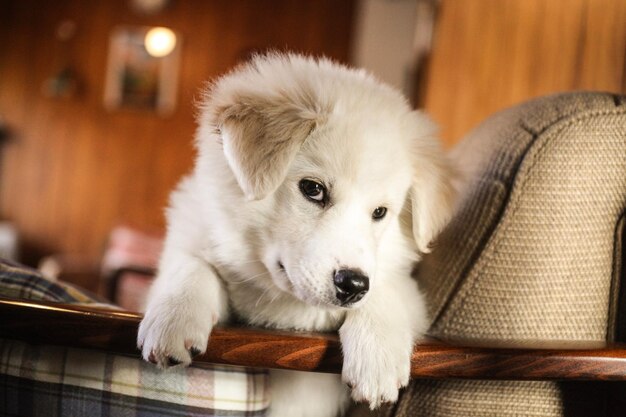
left=0, top=0, right=624, bottom=298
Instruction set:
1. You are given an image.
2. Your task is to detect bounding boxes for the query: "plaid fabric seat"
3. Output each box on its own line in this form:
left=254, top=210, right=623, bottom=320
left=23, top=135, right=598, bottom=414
left=0, top=258, right=98, bottom=303
left=0, top=258, right=270, bottom=417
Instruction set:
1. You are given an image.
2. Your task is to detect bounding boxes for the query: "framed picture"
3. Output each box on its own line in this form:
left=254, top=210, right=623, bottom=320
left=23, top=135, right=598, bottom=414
left=104, top=26, right=181, bottom=116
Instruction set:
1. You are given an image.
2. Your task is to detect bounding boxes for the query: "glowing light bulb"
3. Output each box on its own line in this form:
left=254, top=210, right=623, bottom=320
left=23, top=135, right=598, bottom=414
left=144, top=27, right=177, bottom=57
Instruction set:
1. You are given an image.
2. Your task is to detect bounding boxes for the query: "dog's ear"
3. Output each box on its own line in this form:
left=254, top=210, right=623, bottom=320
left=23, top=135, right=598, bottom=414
left=409, top=113, right=457, bottom=253
left=218, top=101, right=319, bottom=200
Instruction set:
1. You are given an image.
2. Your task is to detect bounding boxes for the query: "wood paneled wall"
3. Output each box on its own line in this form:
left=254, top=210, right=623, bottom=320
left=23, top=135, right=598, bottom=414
left=422, top=0, right=626, bottom=146
left=0, top=0, right=355, bottom=267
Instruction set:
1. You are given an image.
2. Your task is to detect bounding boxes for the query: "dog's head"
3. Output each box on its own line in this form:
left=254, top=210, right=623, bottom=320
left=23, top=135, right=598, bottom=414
left=202, top=54, right=455, bottom=309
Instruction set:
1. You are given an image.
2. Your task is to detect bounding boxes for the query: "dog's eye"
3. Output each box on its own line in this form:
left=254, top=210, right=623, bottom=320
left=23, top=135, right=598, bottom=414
left=372, top=206, right=387, bottom=220
left=299, top=179, right=326, bottom=204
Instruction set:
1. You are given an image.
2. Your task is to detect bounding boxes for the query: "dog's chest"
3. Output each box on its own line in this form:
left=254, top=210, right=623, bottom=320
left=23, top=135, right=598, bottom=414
left=225, top=280, right=346, bottom=332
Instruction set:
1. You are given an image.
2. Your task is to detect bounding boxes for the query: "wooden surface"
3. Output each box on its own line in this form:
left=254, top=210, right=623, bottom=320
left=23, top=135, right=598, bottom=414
left=0, top=0, right=355, bottom=268
left=423, top=0, right=626, bottom=146
left=3, top=297, right=626, bottom=381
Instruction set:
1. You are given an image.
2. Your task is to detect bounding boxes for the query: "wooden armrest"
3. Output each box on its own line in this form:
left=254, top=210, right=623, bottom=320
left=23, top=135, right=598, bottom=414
left=2, top=296, right=626, bottom=381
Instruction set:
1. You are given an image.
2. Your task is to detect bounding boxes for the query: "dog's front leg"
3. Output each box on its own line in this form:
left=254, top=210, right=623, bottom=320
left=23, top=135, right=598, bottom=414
left=339, top=276, right=427, bottom=409
left=137, top=248, right=228, bottom=367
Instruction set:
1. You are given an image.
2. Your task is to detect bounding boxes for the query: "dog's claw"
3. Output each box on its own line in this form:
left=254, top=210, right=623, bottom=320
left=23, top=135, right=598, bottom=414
left=189, top=347, right=202, bottom=358
left=148, top=352, right=158, bottom=364
left=167, top=356, right=183, bottom=366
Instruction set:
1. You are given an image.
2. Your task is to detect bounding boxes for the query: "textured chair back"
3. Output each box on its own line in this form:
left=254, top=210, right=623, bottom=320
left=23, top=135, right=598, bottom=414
left=390, top=92, right=626, bottom=417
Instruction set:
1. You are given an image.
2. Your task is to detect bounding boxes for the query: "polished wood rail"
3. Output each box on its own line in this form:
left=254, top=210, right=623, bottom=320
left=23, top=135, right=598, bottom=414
left=2, top=297, right=626, bottom=381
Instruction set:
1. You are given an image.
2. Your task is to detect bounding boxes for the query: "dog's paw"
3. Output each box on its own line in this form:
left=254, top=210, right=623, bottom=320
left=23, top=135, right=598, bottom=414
left=137, top=297, right=216, bottom=368
left=339, top=327, right=412, bottom=409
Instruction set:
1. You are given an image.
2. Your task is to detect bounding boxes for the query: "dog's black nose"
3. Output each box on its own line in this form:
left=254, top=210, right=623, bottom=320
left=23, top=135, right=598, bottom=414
left=334, top=269, right=369, bottom=305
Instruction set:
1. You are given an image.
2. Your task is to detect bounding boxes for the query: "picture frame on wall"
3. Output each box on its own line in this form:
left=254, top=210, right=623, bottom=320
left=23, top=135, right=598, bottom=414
left=103, top=26, right=181, bottom=116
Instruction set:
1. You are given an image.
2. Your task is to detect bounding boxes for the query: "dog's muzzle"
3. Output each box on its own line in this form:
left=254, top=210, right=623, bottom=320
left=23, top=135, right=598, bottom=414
left=333, top=269, right=369, bottom=305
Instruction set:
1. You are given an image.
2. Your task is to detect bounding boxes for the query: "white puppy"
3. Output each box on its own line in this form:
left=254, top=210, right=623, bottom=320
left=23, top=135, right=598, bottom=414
left=138, top=53, right=455, bottom=417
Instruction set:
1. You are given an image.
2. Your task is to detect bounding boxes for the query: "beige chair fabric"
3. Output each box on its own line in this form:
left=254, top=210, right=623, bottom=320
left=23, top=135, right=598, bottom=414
left=387, top=92, right=626, bottom=417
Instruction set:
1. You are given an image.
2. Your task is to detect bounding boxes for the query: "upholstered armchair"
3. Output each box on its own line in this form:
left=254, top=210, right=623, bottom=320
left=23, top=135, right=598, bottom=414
left=386, top=91, right=626, bottom=417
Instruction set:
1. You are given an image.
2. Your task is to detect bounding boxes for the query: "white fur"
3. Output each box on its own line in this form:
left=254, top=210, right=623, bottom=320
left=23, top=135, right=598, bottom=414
left=137, top=53, right=455, bottom=416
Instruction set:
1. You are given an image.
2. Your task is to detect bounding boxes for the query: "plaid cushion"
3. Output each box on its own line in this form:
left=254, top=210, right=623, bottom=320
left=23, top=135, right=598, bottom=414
left=0, top=341, right=269, bottom=417
left=0, top=258, right=270, bottom=416
left=0, top=258, right=93, bottom=303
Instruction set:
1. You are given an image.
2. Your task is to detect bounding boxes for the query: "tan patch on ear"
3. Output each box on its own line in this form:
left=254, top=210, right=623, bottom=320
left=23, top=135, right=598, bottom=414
left=404, top=110, right=458, bottom=253
left=220, top=104, right=318, bottom=200
left=411, top=162, right=456, bottom=253
left=411, top=152, right=457, bottom=253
